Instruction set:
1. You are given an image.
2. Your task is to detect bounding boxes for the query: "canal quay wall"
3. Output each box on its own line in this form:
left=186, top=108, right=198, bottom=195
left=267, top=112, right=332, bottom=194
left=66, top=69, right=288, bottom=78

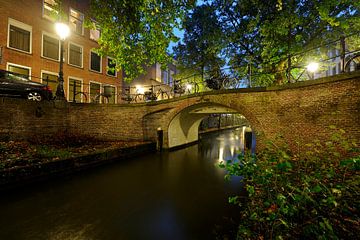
left=0, top=71, right=359, bottom=153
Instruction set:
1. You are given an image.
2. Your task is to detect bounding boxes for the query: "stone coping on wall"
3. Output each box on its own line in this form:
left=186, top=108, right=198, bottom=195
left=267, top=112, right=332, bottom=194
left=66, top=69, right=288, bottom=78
left=0, top=142, right=156, bottom=191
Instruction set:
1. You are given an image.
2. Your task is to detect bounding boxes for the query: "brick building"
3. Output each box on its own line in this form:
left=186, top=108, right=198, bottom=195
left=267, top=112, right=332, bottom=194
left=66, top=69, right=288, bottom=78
left=0, top=0, right=122, bottom=103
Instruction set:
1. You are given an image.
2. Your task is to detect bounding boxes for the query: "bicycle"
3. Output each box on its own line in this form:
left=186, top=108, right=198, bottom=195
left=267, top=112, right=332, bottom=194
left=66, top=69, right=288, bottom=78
left=155, top=87, right=170, bottom=100
left=120, top=87, right=146, bottom=103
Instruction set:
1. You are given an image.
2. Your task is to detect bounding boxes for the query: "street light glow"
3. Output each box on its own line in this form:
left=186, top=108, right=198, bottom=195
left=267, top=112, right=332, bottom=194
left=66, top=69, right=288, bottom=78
left=185, top=83, right=192, bottom=91
left=306, top=62, right=319, bottom=73
left=136, top=85, right=145, bottom=94
left=55, top=22, right=70, bottom=40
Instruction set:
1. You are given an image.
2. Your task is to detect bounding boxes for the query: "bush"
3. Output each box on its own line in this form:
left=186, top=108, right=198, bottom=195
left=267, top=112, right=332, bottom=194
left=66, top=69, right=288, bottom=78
left=220, top=127, right=360, bottom=239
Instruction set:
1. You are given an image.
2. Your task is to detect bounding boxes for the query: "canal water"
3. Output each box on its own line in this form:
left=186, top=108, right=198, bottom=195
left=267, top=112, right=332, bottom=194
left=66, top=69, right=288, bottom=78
left=0, top=128, right=245, bottom=240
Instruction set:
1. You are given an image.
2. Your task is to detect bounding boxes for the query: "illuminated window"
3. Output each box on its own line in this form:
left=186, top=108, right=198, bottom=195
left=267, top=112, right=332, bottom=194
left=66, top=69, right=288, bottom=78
left=41, top=71, right=58, bottom=92
left=7, top=63, right=31, bottom=79
left=90, top=21, right=100, bottom=41
left=43, top=0, right=58, bottom=21
left=68, top=78, right=83, bottom=102
left=8, top=18, right=32, bottom=53
left=69, top=8, right=84, bottom=35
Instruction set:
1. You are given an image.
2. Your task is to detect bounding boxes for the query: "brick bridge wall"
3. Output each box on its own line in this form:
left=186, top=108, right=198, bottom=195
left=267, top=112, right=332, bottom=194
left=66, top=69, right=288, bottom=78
left=0, top=72, right=359, bottom=152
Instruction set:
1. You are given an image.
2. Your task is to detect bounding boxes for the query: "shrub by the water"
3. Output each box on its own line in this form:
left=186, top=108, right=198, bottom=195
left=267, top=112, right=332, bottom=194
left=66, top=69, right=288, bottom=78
left=220, top=127, right=359, bottom=239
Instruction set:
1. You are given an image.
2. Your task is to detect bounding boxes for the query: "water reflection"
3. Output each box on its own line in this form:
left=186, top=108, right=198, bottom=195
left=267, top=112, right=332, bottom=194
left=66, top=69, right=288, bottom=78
left=0, top=129, right=245, bottom=240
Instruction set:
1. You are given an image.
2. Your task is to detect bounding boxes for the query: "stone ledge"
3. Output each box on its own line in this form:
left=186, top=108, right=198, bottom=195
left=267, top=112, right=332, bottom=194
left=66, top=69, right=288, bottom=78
left=0, top=142, right=156, bottom=191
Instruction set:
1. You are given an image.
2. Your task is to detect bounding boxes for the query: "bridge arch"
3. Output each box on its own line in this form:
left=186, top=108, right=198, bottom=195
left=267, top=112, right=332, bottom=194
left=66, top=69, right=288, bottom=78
left=166, top=102, right=253, bottom=149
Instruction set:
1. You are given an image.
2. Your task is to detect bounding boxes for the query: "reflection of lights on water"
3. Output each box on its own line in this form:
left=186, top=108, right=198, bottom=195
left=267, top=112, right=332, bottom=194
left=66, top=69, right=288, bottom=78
left=230, top=146, right=235, bottom=156
left=235, top=136, right=239, bottom=140
left=218, top=146, right=224, bottom=162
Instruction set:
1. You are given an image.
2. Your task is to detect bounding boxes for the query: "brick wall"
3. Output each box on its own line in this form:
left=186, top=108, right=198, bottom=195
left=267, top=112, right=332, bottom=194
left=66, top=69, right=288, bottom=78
left=0, top=72, right=359, bottom=152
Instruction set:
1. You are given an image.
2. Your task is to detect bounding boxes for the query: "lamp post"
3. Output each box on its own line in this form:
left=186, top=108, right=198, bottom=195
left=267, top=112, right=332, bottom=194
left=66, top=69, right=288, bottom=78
left=55, top=22, right=70, bottom=100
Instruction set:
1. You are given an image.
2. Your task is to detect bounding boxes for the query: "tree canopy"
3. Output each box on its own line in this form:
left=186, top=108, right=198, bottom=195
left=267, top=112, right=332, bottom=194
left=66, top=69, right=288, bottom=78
left=175, top=0, right=360, bottom=87
left=88, top=0, right=195, bottom=81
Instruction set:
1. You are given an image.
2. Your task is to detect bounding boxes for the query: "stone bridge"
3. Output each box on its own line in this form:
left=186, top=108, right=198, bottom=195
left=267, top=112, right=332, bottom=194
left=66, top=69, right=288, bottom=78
left=1, top=72, right=359, bottom=152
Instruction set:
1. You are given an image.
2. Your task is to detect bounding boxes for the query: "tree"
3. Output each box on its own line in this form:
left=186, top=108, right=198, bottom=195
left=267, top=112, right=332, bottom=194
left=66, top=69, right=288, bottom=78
left=173, top=4, right=225, bottom=89
left=213, top=0, right=360, bottom=86
left=88, top=0, right=195, bottom=82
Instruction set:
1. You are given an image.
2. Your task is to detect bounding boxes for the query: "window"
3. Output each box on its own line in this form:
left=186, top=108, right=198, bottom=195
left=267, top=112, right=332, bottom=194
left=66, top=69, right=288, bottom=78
left=90, top=21, right=100, bottom=41
left=68, top=43, right=83, bottom=67
left=90, top=51, right=102, bottom=72
left=69, top=8, right=84, bottom=35
left=107, top=57, right=116, bottom=76
left=7, top=63, right=31, bottom=79
left=169, top=70, right=174, bottom=86
left=104, top=86, right=116, bottom=104
left=42, top=33, right=59, bottom=60
left=41, top=71, right=58, bottom=92
left=90, top=82, right=101, bottom=103
left=43, top=0, right=58, bottom=20
left=68, top=78, right=83, bottom=102
left=8, top=18, right=32, bottom=53
left=162, top=69, right=168, bottom=84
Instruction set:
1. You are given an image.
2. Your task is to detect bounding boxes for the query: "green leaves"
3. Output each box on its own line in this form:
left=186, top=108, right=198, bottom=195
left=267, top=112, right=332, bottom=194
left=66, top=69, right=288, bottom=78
left=221, top=127, right=360, bottom=239
left=89, top=0, right=195, bottom=81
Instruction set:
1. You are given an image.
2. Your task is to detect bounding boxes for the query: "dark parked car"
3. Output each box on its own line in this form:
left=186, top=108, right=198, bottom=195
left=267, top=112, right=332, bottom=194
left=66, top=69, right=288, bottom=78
left=0, top=70, right=53, bottom=101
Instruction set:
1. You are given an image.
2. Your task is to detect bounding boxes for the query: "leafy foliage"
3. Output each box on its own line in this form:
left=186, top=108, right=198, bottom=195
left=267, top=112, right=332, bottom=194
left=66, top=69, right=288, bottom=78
left=174, top=3, right=225, bottom=85
left=219, top=128, right=360, bottom=239
left=88, top=0, right=195, bottom=81
left=184, top=0, right=360, bottom=86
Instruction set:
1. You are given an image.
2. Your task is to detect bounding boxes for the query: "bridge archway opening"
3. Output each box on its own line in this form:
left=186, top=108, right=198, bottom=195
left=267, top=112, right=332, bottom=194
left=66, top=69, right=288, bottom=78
left=167, top=103, right=253, bottom=150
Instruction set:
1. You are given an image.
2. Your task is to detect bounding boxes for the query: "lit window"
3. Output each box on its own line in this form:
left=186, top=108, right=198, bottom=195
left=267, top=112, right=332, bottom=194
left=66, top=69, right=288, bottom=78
left=68, top=43, right=83, bottom=67
left=42, top=33, right=60, bottom=60
left=68, top=78, right=83, bottom=102
left=90, top=82, right=101, bottom=103
left=43, top=0, right=58, bottom=20
left=8, top=18, right=32, bottom=53
left=90, top=21, right=100, bottom=41
left=7, top=63, right=31, bottom=79
left=90, top=51, right=101, bottom=72
left=41, top=72, right=58, bottom=92
left=107, top=58, right=116, bottom=77
left=69, top=8, right=84, bottom=35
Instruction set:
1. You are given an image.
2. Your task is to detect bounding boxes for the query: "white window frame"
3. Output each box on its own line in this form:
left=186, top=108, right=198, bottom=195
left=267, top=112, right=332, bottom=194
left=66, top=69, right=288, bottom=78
left=106, top=57, right=117, bottom=77
left=42, top=0, right=58, bottom=21
left=41, top=31, right=60, bottom=61
left=68, top=42, right=83, bottom=68
left=89, top=50, right=102, bottom=73
left=69, top=8, right=84, bottom=35
left=89, top=20, right=101, bottom=41
left=89, top=80, right=102, bottom=103
left=6, top=62, right=32, bottom=80
left=7, top=18, right=32, bottom=54
left=40, top=69, right=58, bottom=84
left=67, top=76, right=84, bottom=102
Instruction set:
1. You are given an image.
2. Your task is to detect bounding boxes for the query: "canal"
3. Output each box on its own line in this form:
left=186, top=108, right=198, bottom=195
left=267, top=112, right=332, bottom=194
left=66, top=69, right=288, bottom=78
left=0, top=128, right=245, bottom=240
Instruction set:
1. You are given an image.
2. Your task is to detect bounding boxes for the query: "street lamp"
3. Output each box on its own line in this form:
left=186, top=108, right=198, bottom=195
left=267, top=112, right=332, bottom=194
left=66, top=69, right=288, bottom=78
left=55, top=22, right=70, bottom=100
left=306, top=62, right=319, bottom=73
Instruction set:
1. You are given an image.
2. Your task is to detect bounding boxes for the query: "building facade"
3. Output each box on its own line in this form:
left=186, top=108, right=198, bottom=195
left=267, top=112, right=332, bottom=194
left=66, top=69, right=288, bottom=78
left=123, top=62, right=178, bottom=101
left=0, top=0, right=122, bottom=103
